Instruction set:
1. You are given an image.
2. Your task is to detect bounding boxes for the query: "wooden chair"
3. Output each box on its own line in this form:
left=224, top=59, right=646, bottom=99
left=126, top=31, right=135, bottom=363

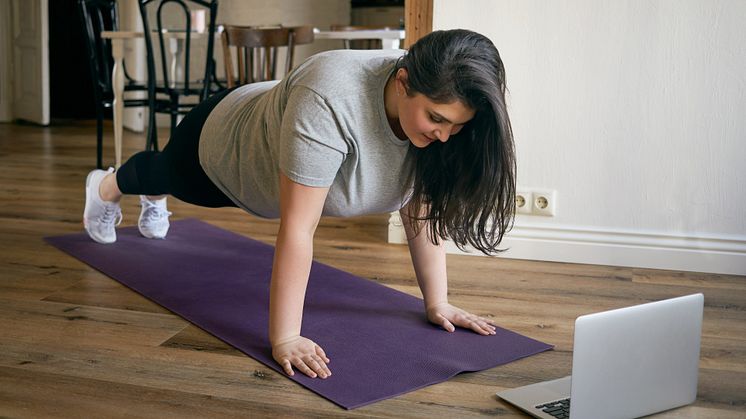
left=286, top=25, right=315, bottom=75
left=221, top=25, right=315, bottom=87
left=330, top=25, right=393, bottom=50
left=78, top=0, right=151, bottom=169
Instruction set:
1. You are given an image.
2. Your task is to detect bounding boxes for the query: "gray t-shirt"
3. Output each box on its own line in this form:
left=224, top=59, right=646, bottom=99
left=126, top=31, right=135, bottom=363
left=199, top=49, right=412, bottom=218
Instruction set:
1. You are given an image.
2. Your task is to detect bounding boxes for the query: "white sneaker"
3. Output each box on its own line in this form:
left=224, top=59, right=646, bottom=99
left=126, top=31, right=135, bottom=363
left=138, top=195, right=172, bottom=239
left=84, top=168, right=122, bottom=244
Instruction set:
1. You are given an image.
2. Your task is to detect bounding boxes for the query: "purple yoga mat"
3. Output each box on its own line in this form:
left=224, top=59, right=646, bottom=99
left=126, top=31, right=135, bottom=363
left=45, top=218, right=552, bottom=409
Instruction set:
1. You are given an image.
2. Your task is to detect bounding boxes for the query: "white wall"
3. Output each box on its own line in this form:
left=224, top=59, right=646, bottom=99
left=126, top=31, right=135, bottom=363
left=423, top=0, right=746, bottom=274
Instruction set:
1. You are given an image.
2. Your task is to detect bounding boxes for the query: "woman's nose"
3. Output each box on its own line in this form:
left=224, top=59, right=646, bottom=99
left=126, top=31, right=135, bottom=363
left=435, top=127, right=450, bottom=142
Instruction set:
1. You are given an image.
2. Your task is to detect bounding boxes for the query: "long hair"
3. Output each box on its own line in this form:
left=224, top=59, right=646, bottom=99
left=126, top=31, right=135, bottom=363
left=398, top=29, right=516, bottom=255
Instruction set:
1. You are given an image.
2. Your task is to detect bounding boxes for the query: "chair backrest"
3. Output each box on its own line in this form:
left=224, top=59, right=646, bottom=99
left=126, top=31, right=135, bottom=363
left=78, top=0, right=119, bottom=98
left=221, top=25, right=314, bottom=87
left=329, top=25, right=393, bottom=50
left=285, top=25, right=315, bottom=74
left=138, top=0, right=219, bottom=100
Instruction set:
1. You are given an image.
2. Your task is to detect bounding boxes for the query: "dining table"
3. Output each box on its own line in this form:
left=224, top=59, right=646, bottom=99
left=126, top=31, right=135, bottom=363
left=101, top=30, right=141, bottom=169
left=314, top=28, right=406, bottom=50
left=101, top=28, right=406, bottom=169
left=101, top=29, right=215, bottom=168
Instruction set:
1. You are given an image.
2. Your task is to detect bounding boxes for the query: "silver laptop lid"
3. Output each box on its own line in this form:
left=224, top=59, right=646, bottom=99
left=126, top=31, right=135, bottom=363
left=570, top=293, right=703, bottom=419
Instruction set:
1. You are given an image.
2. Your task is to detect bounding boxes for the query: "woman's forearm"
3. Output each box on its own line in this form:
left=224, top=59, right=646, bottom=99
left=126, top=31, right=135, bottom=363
left=268, top=226, right=314, bottom=345
left=401, top=210, right=449, bottom=309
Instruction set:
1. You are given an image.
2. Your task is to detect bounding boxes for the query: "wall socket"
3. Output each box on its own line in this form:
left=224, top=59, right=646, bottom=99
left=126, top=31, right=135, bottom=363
left=515, top=188, right=556, bottom=217
left=515, top=188, right=533, bottom=214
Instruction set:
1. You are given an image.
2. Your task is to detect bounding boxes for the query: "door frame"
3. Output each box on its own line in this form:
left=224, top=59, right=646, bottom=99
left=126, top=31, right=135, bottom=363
left=0, top=0, right=13, bottom=122
left=404, top=0, right=433, bottom=48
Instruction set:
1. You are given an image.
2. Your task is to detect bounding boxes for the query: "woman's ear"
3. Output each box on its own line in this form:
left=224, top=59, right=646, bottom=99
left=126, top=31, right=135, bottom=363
left=396, top=68, right=409, bottom=95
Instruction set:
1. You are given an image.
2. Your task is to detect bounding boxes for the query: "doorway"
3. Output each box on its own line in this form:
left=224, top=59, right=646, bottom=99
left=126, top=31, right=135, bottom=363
left=49, top=0, right=96, bottom=120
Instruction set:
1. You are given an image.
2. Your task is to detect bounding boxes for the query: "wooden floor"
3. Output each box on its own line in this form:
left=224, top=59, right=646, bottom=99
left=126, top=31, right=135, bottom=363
left=1, top=120, right=744, bottom=418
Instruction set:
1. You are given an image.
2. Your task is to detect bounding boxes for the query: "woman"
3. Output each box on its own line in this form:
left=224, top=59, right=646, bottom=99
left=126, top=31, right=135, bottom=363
left=83, top=29, right=516, bottom=379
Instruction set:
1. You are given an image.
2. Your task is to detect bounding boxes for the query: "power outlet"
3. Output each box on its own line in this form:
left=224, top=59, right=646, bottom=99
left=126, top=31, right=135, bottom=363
left=532, top=189, right=556, bottom=216
left=515, top=189, right=532, bottom=215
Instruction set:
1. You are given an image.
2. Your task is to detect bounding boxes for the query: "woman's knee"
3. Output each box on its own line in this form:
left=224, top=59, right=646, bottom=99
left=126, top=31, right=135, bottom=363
left=116, top=151, right=171, bottom=195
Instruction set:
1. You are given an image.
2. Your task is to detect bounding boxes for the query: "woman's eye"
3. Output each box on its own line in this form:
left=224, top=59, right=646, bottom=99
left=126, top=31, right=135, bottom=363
left=429, top=114, right=442, bottom=123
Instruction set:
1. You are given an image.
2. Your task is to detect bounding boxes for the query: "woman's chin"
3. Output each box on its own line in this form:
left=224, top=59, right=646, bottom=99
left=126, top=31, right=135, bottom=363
left=409, top=135, right=436, bottom=148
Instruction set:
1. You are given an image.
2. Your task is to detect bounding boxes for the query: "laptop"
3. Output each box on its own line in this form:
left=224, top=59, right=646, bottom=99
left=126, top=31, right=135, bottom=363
left=497, top=293, right=703, bottom=419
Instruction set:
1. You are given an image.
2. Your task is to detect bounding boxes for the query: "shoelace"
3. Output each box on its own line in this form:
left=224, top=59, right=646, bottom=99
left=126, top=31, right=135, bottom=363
left=100, top=204, right=123, bottom=226
left=141, top=199, right=172, bottom=222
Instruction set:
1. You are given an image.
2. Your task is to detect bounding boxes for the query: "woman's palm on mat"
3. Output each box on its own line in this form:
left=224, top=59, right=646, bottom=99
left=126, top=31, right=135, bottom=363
left=272, top=335, right=332, bottom=379
left=272, top=303, right=496, bottom=379
left=427, top=302, right=498, bottom=336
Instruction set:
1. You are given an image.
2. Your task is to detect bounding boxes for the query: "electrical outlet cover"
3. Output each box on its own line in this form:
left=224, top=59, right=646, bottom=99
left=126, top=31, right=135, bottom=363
left=515, top=189, right=532, bottom=215
left=532, top=189, right=556, bottom=216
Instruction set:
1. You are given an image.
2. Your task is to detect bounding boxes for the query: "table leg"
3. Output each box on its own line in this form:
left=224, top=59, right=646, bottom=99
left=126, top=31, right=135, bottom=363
left=382, top=39, right=400, bottom=50
left=169, top=38, right=184, bottom=88
left=388, top=211, right=406, bottom=244
left=383, top=38, right=401, bottom=235
left=110, top=39, right=125, bottom=168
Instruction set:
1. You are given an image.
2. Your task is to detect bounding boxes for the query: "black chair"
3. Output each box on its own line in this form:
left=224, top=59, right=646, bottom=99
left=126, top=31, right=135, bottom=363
left=138, top=0, right=220, bottom=151
left=78, top=0, right=151, bottom=169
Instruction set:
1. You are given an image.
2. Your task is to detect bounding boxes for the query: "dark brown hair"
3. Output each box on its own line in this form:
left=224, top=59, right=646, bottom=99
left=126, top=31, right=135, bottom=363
left=398, top=29, right=516, bottom=254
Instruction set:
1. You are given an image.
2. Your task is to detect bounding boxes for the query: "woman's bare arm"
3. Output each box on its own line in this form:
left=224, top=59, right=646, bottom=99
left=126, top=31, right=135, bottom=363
left=399, top=201, right=497, bottom=336
left=269, top=172, right=332, bottom=378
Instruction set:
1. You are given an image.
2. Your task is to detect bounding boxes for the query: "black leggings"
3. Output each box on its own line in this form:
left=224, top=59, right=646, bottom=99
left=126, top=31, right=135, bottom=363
left=116, top=88, right=238, bottom=208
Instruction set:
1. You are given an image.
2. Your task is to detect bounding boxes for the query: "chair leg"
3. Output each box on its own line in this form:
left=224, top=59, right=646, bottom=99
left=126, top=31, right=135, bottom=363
left=170, top=111, right=178, bottom=136
left=95, top=106, right=104, bottom=169
left=151, top=123, right=160, bottom=152
left=170, top=94, right=178, bottom=138
left=146, top=102, right=158, bottom=152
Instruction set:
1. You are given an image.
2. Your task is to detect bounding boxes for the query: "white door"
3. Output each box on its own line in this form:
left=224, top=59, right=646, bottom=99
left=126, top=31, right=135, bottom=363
left=11, top=0, right=49, bottom=125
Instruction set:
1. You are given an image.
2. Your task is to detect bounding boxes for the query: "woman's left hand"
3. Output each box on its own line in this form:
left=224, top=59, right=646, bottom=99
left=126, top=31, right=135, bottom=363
left=426, top=302, right=497, bottom=335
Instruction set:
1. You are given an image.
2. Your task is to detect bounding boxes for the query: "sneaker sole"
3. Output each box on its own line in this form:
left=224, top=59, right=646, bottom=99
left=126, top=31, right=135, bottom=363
left=138, top=195, right=170, bottom=239
left=83, top=169, right=96, bottom=231
left=138, top=229, right=168, bottom=239
left=84, top=170, right=116, bottom=244
left=138, top=217, right=169, bottom=239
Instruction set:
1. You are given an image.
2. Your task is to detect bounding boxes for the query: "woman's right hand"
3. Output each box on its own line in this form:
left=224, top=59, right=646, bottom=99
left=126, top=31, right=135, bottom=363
left=271, top=335, right=331, bottom=379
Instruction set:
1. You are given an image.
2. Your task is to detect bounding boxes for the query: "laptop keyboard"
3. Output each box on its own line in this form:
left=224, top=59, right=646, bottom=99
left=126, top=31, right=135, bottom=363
left=535, top=398, right=570, bottom=418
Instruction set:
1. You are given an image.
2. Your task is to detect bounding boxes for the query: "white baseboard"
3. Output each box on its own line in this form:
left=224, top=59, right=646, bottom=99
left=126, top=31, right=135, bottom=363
left=387, top=213, right=746, bottom=276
